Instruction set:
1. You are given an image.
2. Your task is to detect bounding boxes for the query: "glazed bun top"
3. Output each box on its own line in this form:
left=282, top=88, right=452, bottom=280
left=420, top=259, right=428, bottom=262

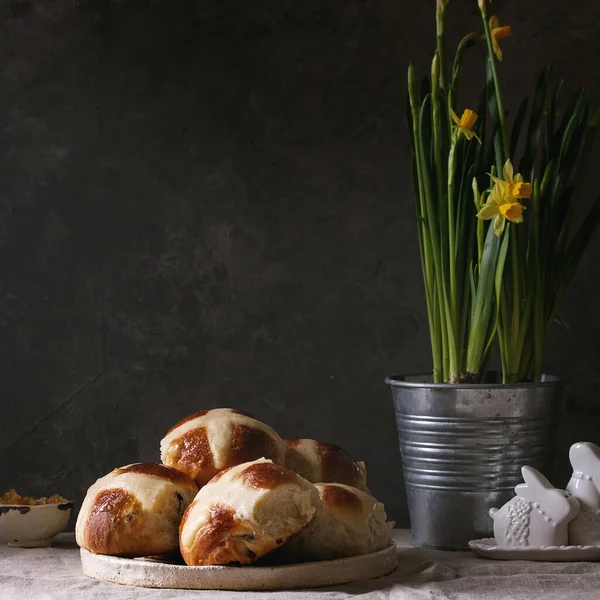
left=79, top=463, right=196, bottom=512
left=75, top=463, right=198, bottom=557
left=179, top=458, right=322, bottom=566
left=284, top=482, right=392, bottom=561
left=160, top=408, right=286, bottom=487
left=285, top=438, right=368, bottom=491
left=316, top=483, right=388, bottom=536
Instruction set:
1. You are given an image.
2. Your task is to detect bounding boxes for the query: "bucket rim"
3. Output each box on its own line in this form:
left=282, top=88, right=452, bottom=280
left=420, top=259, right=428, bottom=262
left=385, top=373, right=566, bottom=390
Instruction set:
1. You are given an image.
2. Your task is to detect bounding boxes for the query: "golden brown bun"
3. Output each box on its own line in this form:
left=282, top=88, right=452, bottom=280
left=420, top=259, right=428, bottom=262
left=75, top=463, right=198, bottom=557
left=282, top=483, right=392, bottom=561
left=285, top=438, right=368, bottom=491
left=160, top=408, right=286, bottom=487
left=179, top=458, right=322, bottom=566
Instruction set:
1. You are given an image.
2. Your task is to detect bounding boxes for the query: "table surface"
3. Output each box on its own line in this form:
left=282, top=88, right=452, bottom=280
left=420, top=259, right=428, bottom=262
left=1, top=530, right=600, bottom=599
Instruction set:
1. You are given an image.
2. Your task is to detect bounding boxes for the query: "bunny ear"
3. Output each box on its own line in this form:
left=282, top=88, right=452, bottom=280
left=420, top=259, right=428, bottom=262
left=569, top=442, right=600, bottom=470
left=516, top=466, right=554, bottom=500
left=521, top=466, right=553, bottom=490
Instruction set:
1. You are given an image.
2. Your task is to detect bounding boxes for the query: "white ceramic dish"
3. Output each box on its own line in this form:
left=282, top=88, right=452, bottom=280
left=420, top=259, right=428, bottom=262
left=80, top=543, right=398, bottom=590
left=469, top=538, right=600, bottom=561
left=0, top=502, right=73, bottom=547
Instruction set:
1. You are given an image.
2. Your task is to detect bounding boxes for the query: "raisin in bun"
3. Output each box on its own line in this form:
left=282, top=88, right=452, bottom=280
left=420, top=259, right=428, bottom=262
left=282, top=483, right=392, bottom=561
left=75, top=463, right=198, bottom=557
left=285, top=438, right=368, bottom=491
left=179, top=458, right=322, bottom=566
left=160, top=408, right=286, bottom=487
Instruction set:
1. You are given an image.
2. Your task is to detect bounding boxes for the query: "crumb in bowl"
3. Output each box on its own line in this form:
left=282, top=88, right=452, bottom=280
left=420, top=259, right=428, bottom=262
left=0, top=489, right=69, bottom=506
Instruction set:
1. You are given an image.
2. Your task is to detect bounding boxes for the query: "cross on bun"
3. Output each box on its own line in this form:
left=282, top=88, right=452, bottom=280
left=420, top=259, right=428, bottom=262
left=75, top=463, right=198, bottom=557
left=284, top=438, right=368, bottom=491
left=160, top=408, right=286, bottom=487
left=283, top=483, right=392, bottom=562
left=179, top=458, right=322, bottom=566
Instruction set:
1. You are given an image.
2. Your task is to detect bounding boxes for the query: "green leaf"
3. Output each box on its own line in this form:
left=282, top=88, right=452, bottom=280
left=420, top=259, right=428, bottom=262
left=450, top=32, right=479, bottom=110
left=469, top=263, right=477, bottom=322
left=420, top=77, right=431, bottom=105
left=563, top=192, right=600, bottom=282
left=557, top=106, right=589, bottom=173
left=466, top=223, right=501, bottom=374
left=483, top=225, right=510, bottom=359
left=521, top=63, right=552, bottom=178
left=510, top=97, right=529, bottom=159
left=419, top=95, right=434, bottom=191
left=540, top=161, right=554, bottom=197
left=553, top=313, right=570, bottom=329
left=543, top=80, right=563, bottom=164
left=554, top=88, right=586, bottom=145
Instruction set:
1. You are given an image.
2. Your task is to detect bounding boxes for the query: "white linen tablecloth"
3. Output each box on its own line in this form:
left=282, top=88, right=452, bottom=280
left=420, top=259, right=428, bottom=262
left=1, top=530, right=600, bottom=599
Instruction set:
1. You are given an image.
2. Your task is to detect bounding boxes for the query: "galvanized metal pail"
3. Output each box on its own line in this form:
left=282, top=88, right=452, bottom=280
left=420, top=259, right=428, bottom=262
left=386, top=374, right=564, bottom=550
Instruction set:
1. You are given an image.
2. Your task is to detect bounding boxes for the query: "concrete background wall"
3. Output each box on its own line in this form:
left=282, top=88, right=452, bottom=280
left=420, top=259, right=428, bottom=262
left=1, top=0, right=600, bottom=526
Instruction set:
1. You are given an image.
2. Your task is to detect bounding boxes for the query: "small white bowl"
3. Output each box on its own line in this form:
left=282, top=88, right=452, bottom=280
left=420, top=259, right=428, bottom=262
left=0, top=502, right=73, bottom=548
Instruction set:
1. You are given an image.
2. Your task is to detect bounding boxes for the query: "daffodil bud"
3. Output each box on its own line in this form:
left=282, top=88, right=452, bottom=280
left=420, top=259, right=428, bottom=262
left=408, top=64, right=416, bottom=90
left=432, top=52, right=440, bottom=81
left=459, top=32, right=479, bottom=51
left=472, top=178, right=481, bottom=210
left=408, top=63, right=419, bottom=109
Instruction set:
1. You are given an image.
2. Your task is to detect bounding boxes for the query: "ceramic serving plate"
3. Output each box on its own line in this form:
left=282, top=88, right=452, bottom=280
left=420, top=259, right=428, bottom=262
left=469, top=538, right=600, bottom=561
left=80, top=543, right=398, bottom=590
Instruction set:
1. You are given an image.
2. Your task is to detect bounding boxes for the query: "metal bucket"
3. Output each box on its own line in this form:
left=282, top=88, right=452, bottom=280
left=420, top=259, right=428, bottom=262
left=386, top=374, right=564, bottom=550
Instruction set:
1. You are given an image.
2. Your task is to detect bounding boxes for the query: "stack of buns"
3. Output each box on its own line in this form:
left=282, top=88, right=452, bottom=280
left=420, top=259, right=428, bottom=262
left=76, top=408, right=392, bottom=565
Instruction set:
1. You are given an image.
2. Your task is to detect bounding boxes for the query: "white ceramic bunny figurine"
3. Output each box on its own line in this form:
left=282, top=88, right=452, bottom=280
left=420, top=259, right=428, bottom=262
left=566, top=442, right=600, bottom=545
left=490, top=466, right=580, bottom=547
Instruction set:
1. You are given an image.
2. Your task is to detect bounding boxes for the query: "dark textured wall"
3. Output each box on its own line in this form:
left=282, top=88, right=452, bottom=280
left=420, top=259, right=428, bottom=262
left=1, top=0, right=600, bottom=526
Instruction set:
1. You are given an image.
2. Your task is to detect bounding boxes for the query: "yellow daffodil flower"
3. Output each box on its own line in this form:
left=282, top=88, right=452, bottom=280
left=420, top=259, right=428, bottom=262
left=476, top=160, right=529, bottom=236
left=489, top=16, right=512, bottom=61
left=491, top=159, right=532, bottom=200
left=451, top=108, right=482, bottom=143
left=476, top=186, right=525, bottom=237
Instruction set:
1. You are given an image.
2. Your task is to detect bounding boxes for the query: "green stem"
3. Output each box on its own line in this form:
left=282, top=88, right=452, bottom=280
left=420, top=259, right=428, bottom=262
left=408, top=65, right=443, bottom=382
left=533, top=290, right=546, bottom=381
left=439, top=288, right=449, bottom=381
left=447, top=136, right=459, bottom=374
left=532, top=181, right=544, bottom=381
left=499, top=287, right=508, bottom=380
left=436, top=1, right=447, bottom=91
left=507, top=226, right=521, bottom=382
left=431, top=52, right=458, bottom=381
left=432, top=53, right=445, bottom=215
left=459, top=225, right=474, bottom=369
left=514, top=292, right=533, bottom=380
left=479, top=2, right=509, bottom=163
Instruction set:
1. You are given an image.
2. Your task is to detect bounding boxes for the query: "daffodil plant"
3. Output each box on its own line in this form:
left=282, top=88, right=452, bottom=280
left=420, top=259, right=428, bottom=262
left=408, top=0, right=600, bottom=383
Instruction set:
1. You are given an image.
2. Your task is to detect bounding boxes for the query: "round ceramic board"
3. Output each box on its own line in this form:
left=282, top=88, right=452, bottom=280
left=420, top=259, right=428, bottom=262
left=469, top=538, right=600, bottom=561
left=80, top=544, right=398, bottom=590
